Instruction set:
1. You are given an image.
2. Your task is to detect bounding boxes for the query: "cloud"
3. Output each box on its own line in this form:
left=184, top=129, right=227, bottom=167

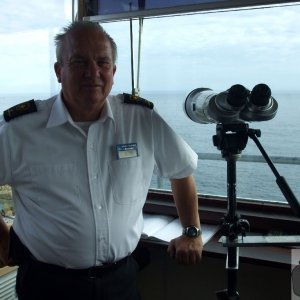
left=0, top=0, right=69, bottom=33
left=0, top=1, right=72, bottom=95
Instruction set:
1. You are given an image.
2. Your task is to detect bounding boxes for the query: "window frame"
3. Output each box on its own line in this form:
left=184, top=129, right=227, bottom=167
left=82, top=0, right=299, bottom=22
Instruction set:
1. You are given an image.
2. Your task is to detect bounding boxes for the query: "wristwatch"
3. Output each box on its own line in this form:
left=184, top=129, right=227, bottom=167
left=182, top=226, right=202, bottom=238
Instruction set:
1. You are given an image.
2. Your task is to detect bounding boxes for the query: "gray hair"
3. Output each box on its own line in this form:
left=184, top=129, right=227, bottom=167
left=54, top=21, right=117, bottom=65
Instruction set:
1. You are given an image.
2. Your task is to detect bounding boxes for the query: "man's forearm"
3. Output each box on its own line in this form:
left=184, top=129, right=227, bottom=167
left=168, top=175, right=203, bottom=264
left=170, top=175, right=200, bottom=228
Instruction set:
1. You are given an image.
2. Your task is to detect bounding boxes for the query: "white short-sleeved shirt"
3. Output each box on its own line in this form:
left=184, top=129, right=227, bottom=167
left=0, top=93, right=197, bottom=268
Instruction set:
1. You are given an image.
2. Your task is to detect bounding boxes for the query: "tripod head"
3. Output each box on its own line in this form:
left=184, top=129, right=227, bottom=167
left=213, top=123, right=260, bottom=159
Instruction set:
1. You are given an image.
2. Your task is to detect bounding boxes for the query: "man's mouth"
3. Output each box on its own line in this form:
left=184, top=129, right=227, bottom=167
left=82, top=84, right=102, bottom=88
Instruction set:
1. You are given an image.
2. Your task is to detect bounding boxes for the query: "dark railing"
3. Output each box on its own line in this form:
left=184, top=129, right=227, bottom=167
left=151, top=153, right=300, bottom=190
left=196, top=153, right=300, bottom=165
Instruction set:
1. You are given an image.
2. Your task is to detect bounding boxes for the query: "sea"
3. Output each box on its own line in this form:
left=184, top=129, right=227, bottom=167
left=0, top=90, right=299, bottom=204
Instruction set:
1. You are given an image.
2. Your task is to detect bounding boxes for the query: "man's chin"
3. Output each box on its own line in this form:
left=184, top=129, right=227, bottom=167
left=82, top=92, right=107, bottom=103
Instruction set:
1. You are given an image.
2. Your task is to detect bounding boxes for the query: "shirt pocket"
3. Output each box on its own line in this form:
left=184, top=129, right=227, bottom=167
left=109, top=157, right=144, bottom=205
left=28, top=163, right=79, bottom=212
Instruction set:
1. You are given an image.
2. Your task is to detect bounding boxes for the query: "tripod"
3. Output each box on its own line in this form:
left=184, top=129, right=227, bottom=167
left=213, top=122, right=300, bottom=299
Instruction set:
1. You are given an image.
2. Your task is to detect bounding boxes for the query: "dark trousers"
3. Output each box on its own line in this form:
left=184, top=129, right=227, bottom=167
left=16, top=256, right=141, bottom=300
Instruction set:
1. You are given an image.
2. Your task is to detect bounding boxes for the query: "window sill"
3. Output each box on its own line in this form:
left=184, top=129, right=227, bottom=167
left=144, top=189, right=300, bottom=269
left=0, top=266, right=17, bottom=277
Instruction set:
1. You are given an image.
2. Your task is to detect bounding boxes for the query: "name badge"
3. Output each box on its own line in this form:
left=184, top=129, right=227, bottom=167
left=116, top=143, right=138, bottom=159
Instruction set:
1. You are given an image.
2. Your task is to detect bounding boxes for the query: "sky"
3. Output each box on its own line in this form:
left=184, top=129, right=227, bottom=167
left=106, top=3, right=300, bottom=93
left=0, top=1, right=299, bottom=97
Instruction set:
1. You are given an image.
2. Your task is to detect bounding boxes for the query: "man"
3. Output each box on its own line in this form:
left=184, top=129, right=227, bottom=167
left=0, top=21, right=203, bottom=300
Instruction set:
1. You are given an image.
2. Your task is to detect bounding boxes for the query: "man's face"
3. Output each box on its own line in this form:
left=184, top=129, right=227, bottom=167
left=54, top=27, right=116, bottom=120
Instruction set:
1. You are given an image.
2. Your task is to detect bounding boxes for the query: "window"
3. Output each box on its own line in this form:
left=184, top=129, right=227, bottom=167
left=103, top=3, right=300, bottom=203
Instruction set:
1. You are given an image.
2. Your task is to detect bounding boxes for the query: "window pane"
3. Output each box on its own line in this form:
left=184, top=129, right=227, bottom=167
left=106, top=4, right=300, bottom=202
left=0, top=0, right=73, bottom=110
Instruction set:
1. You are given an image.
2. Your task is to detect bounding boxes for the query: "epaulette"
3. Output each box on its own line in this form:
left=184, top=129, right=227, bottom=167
left=123, top=93, right=154, bottom=110
left=3, top=99, right=37, bottom=122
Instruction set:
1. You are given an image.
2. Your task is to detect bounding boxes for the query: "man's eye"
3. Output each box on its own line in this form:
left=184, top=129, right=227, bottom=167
left=70, top=59, right=85, bottom=66
left=97, top=60, right=111, bottom=68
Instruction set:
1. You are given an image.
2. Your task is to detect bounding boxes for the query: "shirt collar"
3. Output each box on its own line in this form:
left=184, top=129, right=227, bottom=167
left=99, top=97, right=114, bottom=123
left=46, top=93, right=115, bottom=128
left=46, top=93, right=70, bottom=128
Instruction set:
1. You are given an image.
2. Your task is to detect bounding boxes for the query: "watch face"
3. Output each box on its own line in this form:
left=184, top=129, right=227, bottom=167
left=187, top=227, right=198, bottom=237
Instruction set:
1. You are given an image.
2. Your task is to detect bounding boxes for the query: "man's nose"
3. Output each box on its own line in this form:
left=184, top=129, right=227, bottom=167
left=85, top=61, right=100, bottom=77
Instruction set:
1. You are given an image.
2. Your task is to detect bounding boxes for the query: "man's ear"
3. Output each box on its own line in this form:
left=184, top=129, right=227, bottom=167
left=112, top=65, right=117, bottom=85
left=54, top=62, right=62, bottom=83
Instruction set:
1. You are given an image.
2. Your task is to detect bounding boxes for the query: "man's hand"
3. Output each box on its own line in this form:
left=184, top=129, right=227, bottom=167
left=0, top=219, right=14, bottom=267
left=167, top=235, right=203, bottom=265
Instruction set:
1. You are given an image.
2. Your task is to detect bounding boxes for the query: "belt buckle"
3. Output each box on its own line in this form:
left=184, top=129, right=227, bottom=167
left=88, top=268, right=96, bottom=279
left=87, top=259, right=123, bottom=278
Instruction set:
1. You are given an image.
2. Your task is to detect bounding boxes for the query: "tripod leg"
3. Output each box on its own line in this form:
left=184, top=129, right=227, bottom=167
left=216, top=290, right=239, bottom=300
left=227, top=247, right=239, bottom=296
left=216, top=247, right=240, bottom=300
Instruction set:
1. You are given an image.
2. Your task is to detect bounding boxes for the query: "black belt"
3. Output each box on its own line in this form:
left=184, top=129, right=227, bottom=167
left=28, top=256, right=129, bottom=279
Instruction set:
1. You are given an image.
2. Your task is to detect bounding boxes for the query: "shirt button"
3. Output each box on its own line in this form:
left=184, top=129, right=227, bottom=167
left=97, top=205, right=102, bottom=210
